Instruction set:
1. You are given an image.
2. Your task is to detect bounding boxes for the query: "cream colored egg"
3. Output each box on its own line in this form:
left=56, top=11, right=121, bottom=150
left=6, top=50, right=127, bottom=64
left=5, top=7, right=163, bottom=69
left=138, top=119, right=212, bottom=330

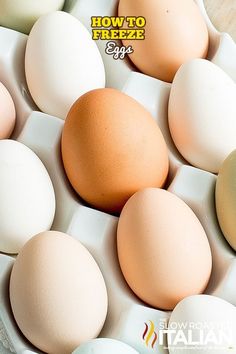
left=10, top=231, right=108, bottom=354
left=0, top=140, right=55, bottom=254
left=168, top=59, right=236, bottom=173
left=169, top=295, right=236, bottom=354
left=25, top=11, right=105, bottom=119
left=117, top=188, right=212, bottom=310
left=216, top=150, right=236, bottom=251
left=0, top=0, right=65, bottom=34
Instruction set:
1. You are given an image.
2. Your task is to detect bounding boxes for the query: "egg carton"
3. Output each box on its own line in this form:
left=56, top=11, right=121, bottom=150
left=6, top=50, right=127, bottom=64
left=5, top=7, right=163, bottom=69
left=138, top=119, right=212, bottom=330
left=0, top=0, right=236, bottom=353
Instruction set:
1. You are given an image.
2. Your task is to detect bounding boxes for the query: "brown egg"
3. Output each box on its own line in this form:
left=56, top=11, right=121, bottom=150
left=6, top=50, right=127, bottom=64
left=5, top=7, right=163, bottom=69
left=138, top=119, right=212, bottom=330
left=61, top=88, right=169, bottom=214
left=118, top=0, right=209, bottom=82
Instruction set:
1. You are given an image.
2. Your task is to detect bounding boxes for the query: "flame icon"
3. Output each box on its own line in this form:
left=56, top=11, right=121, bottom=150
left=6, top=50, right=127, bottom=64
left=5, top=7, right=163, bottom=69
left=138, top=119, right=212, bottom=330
left=142, top=320, right=158, bottom=348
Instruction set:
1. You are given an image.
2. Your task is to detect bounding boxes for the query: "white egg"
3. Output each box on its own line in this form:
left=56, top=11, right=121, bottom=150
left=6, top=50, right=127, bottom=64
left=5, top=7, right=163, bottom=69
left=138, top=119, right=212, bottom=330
left=72, top=338, right=139, bottom=354
left=0, top=140, right=55, bottom=253
left=0, top=0, right=65, bottom=34
left=65, top=0, right=134, bottom=90
left=168, top=59, right=236, bottom=173
left=168, top=295, right=236, bottom=354
left=25, top=11, right=105, bottom=119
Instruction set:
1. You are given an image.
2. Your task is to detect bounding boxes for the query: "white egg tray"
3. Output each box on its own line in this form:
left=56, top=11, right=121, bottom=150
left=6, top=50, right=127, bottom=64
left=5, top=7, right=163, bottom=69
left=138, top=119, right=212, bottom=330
left=0, top=0, right=236, bottom=353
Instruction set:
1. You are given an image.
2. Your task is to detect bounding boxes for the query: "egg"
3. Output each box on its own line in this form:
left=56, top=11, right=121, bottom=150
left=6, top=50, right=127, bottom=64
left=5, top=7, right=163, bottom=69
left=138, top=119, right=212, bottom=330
left=168, top=59, right=236, bottom=173
left=168, top=295, right=236, bottom=353
left=0, top=82, right=16, bottom=139
left=216, top=150, right=236, bottom=251
left=72, top=339, right=139, bottom=354
left=118, top=0, right=209, bottom=82
left=0, top=140, right=55, bottom=254
left=61, top=88, right=169, bottom=214
left=10, top=231, right=108, bottom=354
left=25, top=11, right=105, bottom=119
left=117, top=188, right=212, bottom=310
left=0, top=0, right=65, bottom=34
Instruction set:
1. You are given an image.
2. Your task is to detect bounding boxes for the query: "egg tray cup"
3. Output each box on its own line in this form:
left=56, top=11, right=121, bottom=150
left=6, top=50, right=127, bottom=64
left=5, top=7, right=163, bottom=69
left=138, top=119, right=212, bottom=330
left=0, top=0, right=236, bottom=353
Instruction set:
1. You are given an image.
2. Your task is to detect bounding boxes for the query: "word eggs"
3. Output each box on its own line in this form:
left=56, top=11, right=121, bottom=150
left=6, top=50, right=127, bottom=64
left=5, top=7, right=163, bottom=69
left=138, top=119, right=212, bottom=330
left=61, top=88, right=169, bottom=214
left=25, top=11, right=105, bottom=119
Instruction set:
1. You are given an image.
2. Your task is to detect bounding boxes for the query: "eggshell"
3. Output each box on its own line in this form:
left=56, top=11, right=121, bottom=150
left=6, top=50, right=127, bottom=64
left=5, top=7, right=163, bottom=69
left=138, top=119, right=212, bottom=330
left=0, top=140, right=55, bottom=254
left=0, top=82, right=16, bottom=139
left=168, top=59, right=236, bottom=173
left=61, top=88, right=169, bottom=214
left=0, top=0, right=64, bottom=34
left=10, top=231, right=108, bottom=354
left=25, top=11, right=105, bottom=119
left=72, top=339, right=139, bottom=354
left=216, top=150, right=236, bottom=251
left=168, top=295, right=236, bottom=354
left=117, top=188, right=212, bottom=310
left=118, top=0, right=209, bottom=82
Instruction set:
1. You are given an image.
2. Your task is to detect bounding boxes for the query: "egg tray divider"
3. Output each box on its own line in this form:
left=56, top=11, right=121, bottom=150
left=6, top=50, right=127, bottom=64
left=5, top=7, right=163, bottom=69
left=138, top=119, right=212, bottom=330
left=0, top=0, right=236, bottom=353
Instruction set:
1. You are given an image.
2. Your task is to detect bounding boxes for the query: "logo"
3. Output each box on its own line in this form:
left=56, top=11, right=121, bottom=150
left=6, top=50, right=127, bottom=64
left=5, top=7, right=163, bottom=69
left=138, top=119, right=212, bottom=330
left=141, top=319, right=234, bottom=351
left=91, top=16, right=146, bottom=59
left=142, top=321, right=158, bottom=348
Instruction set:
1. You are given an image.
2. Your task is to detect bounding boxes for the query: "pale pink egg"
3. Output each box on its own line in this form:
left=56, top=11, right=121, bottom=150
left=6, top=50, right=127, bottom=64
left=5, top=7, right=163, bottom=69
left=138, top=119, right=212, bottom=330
left=0, top=82, right=16, bottom=139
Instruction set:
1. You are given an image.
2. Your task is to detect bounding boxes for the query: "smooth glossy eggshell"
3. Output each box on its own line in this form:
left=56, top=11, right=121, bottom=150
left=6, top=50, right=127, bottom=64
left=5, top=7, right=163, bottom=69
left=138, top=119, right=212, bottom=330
left=72, top=338, right=139, bottom=354
left=10, top=231, right=108, bottom=354
left=0, top=82, right=16, bottom=139
left=0, top=140, right=55, bottom=254
left=118, top=0, right=209, bottom=82
left=216, top=150, right=236, bottom=251
left=61, top=88, right=169, bottom=214
left=169, top=295, right=236, bottom=354
left=168, top=59, right=236, bottom=173
left=117, top=188, right=212, bottom=310
left=25, top=11, right=105, bottom=119
left=0, top=0, right=65, bottom=34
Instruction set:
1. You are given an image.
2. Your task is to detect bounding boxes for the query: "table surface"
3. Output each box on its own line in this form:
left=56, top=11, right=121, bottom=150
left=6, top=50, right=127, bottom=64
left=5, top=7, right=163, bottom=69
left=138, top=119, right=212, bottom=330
left=204, top=0, right=236, bottom=41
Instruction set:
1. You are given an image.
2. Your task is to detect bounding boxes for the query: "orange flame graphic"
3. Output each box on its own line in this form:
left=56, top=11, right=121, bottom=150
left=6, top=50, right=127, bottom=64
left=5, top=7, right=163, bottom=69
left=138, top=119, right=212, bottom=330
left=142, top=320, right=158, bottom=348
